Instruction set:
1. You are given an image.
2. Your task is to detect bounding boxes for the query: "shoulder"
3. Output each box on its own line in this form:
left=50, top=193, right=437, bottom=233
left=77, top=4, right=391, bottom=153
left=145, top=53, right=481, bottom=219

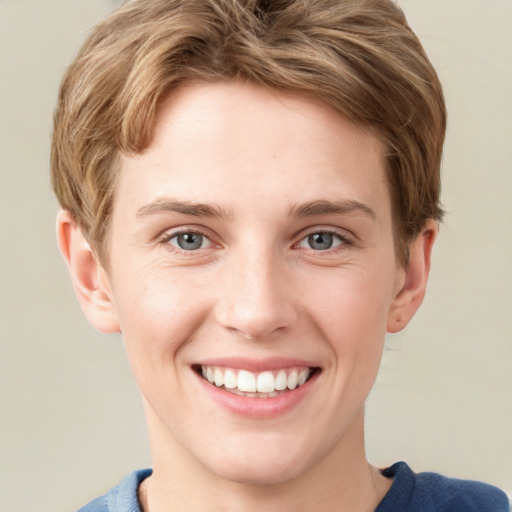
left=378, top=462, right=509, bottom=512
left=78, top=495, right=108, bottom=512
left=77, top=469, right=152, bottom=512
left=415, top=469, right=509, bottom=511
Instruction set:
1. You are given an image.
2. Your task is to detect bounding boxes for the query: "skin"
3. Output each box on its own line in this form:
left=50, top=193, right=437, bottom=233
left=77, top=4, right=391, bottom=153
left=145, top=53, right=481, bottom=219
left=58, top=81, right=436, bottom=512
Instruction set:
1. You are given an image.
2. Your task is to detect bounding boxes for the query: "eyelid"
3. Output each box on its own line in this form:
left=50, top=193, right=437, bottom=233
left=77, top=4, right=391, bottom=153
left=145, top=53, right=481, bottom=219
left=155, top=224, right=353, bottom=253
left=294, top=226, right=354, bottom=250
left=157, top=226, right=218, bottom=252
left=169, top=232, right=212, bottom=250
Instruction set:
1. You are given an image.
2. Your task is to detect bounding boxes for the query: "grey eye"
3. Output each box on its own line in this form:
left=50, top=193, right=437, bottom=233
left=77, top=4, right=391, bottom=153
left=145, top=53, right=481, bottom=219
left=307, top=232, right=334, bottom=250
left=173, top=232, right=206, bottom=250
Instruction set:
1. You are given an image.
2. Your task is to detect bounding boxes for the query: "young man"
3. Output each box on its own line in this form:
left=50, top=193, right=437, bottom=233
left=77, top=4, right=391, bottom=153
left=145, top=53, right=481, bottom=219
left=51, top=0, right=509, bottom=510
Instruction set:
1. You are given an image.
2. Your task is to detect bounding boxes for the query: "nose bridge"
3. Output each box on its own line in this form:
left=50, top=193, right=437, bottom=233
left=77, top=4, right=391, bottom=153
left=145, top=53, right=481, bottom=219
left=215, top=240, right=297, bottom=340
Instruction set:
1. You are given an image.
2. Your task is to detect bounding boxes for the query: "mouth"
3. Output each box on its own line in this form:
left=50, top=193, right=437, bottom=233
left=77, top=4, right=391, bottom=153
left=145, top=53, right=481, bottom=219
left=192, top=364, right=321, bottom=398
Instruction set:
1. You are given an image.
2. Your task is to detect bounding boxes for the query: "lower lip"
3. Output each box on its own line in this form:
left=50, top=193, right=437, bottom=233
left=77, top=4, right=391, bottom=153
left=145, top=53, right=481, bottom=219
left=193, top=369, right=320, bottom=419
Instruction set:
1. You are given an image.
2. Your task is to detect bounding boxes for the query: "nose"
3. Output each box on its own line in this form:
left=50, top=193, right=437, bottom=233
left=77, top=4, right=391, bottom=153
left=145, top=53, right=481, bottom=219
left=214, top=247, right=299, bottom=341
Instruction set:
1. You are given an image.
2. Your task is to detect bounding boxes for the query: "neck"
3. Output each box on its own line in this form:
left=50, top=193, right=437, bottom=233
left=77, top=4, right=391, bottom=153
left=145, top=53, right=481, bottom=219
left=139, top=405, right=391, bottom=512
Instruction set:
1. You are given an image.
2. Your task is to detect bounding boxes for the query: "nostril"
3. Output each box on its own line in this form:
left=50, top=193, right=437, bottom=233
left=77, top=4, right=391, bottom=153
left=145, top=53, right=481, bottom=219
left=219, top=313, right=297, bottom=342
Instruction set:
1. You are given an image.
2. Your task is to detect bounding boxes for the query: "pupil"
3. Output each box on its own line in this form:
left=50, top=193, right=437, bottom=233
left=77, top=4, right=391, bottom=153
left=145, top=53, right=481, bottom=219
left=309, top=232, right=333, bottom=250
left=178, top=233, right=202, bottom=250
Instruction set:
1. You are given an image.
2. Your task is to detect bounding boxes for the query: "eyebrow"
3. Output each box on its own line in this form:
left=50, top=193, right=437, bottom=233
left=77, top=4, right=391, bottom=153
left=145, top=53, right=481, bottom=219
left=136, top=198, right=375, bottom=221
left=136, top=199, right=229, bottom=219
left=288, top=199, right=376, bottom=219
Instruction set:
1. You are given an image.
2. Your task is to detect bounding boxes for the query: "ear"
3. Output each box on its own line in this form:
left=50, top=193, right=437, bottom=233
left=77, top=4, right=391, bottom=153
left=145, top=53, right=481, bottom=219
left=387, top=220, right=438, bottom=333
left=56, top=209, right=120, bottom=333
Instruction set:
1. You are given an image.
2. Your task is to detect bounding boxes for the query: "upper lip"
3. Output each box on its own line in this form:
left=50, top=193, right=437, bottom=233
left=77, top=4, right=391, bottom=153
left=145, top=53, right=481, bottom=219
left=193, top=357, right=320, bottom=373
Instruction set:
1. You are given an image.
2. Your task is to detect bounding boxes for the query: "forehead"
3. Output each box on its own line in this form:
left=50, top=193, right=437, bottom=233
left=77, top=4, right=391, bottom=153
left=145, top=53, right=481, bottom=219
left=115, top=81, right=391, bottom=223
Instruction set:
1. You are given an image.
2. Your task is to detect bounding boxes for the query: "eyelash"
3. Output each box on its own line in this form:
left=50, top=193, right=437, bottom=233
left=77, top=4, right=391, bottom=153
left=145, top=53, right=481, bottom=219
left=157, top=227, right=353, bottom=254
left=158, top=229, right=213, bottom=253
left=295, top=229, right=353, bottom=252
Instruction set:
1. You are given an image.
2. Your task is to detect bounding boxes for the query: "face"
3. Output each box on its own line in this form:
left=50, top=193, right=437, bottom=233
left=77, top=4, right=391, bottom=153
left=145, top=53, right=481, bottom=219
left=102, top=82, right=409, bottom=485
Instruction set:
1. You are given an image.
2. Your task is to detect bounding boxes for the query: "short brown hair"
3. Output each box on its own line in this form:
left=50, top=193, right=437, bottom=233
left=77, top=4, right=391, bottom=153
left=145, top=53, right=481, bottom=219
left=51, top=0, right=446, bottom=265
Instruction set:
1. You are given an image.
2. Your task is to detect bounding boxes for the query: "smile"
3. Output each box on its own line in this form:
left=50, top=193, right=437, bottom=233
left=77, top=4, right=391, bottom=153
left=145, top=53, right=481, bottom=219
left=195, top=365, right=317, bottom=398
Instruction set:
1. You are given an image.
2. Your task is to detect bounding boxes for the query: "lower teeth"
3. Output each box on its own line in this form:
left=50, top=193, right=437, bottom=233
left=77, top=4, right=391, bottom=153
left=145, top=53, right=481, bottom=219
left=223, top=387, right=285, bottom=398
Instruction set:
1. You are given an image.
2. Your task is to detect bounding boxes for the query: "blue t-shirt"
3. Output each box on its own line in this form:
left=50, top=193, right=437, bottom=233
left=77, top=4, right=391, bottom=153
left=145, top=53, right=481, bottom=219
left=78, top=462, right=509, bottom=511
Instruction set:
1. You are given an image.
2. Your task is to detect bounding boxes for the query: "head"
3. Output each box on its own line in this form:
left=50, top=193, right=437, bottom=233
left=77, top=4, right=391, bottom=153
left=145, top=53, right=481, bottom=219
left=51, top=0, right=445, bottom=268
left=52, top=0, right=446, bottom=493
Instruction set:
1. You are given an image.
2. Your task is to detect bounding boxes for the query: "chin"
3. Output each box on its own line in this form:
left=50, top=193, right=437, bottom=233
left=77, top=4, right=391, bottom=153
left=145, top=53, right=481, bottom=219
left=213, top=460, right=306, bottom=487
left=200, top=435, right=321, bottom=487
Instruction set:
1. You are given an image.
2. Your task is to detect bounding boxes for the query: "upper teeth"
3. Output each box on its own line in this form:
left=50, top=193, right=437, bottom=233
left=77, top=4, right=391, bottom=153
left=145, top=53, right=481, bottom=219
left=201, top=366, right=312, bottom=394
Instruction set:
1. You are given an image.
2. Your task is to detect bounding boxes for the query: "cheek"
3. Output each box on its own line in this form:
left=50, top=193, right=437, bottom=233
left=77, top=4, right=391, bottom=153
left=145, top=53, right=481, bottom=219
left=112, top=271, right=213, bottom=417
left=111, top=265, right=210, bottom=361
left=304, top=266, right=395, bottom=391
left=306, top=267, right=395, bottom=340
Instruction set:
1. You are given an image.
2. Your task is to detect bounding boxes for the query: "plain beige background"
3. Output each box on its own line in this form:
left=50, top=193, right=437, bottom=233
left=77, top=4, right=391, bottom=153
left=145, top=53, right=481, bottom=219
left=0, top=1, right=510, bottom=510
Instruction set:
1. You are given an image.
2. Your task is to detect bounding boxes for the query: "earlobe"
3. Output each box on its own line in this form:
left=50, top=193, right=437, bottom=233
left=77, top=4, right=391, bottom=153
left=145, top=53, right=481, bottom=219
left=387, top=220, right=438, bottom=333
left=56, top=210, right=120, bottom=333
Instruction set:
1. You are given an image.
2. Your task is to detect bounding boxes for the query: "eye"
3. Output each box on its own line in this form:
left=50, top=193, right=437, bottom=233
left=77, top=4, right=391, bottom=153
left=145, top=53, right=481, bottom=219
left=167, top=231, right=211, bottom=251
left=298, top=231, right=348, bottom=251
